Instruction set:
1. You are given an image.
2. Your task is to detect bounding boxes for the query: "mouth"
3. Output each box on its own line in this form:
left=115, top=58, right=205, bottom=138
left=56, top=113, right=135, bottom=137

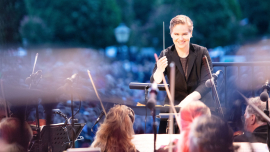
left=178, top=41, right=185, bottom=45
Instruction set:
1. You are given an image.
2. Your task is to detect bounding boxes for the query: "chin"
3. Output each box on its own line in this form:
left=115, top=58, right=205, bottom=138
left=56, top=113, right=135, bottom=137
left=176, top=44, right=188, bottom=49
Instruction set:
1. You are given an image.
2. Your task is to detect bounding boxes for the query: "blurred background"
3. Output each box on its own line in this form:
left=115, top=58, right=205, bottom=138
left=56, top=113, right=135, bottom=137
left=1, top=0, right=270, bottom=148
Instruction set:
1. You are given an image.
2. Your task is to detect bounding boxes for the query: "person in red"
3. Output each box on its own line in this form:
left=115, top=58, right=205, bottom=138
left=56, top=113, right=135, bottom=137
left=150, top=15, right=212, bottom=133
left=157, top=101, right=211, bottom=152
left=177, top=101, right=211, bottom=152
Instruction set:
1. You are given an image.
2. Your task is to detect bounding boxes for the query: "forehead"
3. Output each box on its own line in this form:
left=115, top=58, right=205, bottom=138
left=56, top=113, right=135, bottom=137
left=171, top=24, right=190, bottom=33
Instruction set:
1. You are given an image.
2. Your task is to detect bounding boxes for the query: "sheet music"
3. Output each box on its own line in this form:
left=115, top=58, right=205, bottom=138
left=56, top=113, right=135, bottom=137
left=132, top=134, right=268, bottom=152
left=132, top=134, right=180, bottom=152
left=234, top=142, right=268, bottom=152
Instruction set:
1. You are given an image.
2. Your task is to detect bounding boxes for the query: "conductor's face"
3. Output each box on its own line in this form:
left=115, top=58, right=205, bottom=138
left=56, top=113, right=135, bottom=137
left=171, top=24, right=192, bottom=50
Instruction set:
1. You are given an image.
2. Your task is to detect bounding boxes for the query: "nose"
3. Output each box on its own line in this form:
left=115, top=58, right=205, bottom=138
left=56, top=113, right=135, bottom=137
left=179, top=35, right=183, bottom=40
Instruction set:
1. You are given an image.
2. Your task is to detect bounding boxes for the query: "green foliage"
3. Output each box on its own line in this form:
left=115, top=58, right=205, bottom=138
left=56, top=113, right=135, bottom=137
left=1, top=0, right=270, bottom=48
left=22, top=0, right=121, bottom=48
left=239, top=0, right=270, bottom=34
left=176, top=0, right=240, bottom=48
left=0, top=0, right=26, bottom=44
left=138, top=0, right=241, bottom=49
left=19, top=16, right=53, bottom=44
left=115, top=0, right=134, bottom=26
left=133, top=0, right=156, bottom=25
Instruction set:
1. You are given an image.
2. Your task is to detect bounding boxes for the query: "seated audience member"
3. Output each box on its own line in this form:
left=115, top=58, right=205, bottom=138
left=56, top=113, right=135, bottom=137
left=91, top=105, right=138, bottom=152
left=157, top=101, right=211, bottom=152
left=234, top=97, right=267, bottom=143
left=0, top=117, right=33, bottom=152
left=189, top=115, right=234, bottom=152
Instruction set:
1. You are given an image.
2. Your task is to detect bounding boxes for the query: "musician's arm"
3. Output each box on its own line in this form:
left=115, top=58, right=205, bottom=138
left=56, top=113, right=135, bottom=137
left=178, top=91, right=201, bottom=107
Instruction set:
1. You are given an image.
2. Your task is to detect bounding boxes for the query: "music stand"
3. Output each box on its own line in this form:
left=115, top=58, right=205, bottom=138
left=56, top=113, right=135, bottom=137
left=29, top=123, right=85, bottom=152
left=129, top=82, right=169, bottom=132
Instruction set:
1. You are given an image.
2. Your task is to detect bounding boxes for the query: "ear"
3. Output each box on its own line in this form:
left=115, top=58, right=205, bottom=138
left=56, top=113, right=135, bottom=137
left=251, top=114, right=256, bottom=125
left=190, top=31, right=193, bottom=38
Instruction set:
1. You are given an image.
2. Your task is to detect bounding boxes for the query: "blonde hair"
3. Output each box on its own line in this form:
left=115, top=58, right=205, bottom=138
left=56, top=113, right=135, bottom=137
left=91, top=105, right=136, bottom=152
left=169, top=15, right=193, bottom=34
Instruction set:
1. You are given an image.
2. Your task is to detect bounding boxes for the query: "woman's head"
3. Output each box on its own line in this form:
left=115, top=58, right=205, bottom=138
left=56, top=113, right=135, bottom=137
left=0, top=117, right=33, bottom=150
left=170, top=15, right=193, bottom=34
left=170, top=15, right=193, bottom=51
left=180, top=101, right=211, bottom=131
left=91, top=105, right=136, bottom=152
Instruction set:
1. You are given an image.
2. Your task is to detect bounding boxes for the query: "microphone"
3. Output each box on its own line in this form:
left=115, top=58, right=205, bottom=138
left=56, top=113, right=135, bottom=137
left=205, top=70, right=222, bottom=88
left=57, top=73, right=79, bottom=93
left=25, top=70, right=42, bottom=85
left=91, top=111, right=105, bottom=132
left=147, top=83, right=158, bottom=110
left=66, top=73, right=79, bottom=84
left=260, top=80, right=269, bottom=102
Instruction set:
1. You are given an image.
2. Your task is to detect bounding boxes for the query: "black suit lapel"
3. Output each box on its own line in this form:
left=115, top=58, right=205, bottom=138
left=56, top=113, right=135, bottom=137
left=186, top=44, right=197, bottom=80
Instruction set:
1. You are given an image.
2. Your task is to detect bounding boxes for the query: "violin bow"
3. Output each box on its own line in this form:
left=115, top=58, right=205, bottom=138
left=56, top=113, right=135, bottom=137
left=154, top=54, right=181, bottom=129
left=87, top=70, right=107, bottom=116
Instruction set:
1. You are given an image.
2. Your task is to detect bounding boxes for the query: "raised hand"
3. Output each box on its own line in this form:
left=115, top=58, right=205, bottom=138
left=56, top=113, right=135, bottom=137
left=156, top=56, right=168, bottom=72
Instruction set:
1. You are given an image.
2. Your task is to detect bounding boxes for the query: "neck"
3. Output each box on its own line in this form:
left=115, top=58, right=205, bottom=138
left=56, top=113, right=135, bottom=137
left=176, top=44, right=190, bottom=58
left=251, top=122, right=267, bottom=132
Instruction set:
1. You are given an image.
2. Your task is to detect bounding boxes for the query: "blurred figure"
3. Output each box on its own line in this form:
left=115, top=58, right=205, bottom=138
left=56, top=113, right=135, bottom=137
left=234, top=97, right=267, bottom=143
left=0, top=117, right=33, bottom=152
left=91, top=105, right=138, bottom=152
left=157, top=101, right=211, bottom=152
left=189, top=115, right=234, bottom=152
left=177, top=101, right=211, bottom=152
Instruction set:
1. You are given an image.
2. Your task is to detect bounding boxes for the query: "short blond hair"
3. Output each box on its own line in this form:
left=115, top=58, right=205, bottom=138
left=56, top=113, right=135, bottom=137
left=169, top=15, right=193, bottom=33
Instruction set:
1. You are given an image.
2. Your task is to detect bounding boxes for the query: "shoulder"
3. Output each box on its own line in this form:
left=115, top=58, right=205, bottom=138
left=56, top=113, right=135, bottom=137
left=162, top=45, right=175, bottom=55
left=191, top=43, right=209, bottom=57
left=191, top=43, right=207, bottom=52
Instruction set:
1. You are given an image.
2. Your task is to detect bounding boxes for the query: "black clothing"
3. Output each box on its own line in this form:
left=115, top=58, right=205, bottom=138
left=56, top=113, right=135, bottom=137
left=150, top=43, right=212, bottom=105
left=179, top=55, right=189, bottom=80
left=234, top=125, right=268, bottom=143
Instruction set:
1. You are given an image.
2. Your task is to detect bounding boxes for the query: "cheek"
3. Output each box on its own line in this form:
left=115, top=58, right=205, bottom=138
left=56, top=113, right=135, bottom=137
left=184, top=36, right=191, bottom=41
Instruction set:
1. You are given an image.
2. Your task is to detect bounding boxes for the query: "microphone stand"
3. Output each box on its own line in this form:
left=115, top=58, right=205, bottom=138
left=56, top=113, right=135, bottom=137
left=147, top=89, right=157, bottom=152
left=260, top=81, right=270, bottom=149
left=71, top=85, right=75, bottom=148
left=26, top=53, right=42, bottom=152
left=129, top=82, right=168, bottom=132
left=203, top=56, right=224, bottom=117
left=145, top=85, right=149, bottom=133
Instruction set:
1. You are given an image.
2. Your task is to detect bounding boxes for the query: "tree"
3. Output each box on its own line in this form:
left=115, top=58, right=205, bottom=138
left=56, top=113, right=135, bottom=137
left=239, top=0, right=270, bottom=35
left=22, top=0, right=121, bottom=48
left=0, top=0, right=26, bottom=44
left=176, top=0, right=240, bottom=48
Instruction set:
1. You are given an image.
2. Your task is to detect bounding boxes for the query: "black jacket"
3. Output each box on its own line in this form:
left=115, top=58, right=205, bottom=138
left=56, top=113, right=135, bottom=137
left=150, top=43, right=212, bottom=105
left=234, top=125, right=268, bottom=143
